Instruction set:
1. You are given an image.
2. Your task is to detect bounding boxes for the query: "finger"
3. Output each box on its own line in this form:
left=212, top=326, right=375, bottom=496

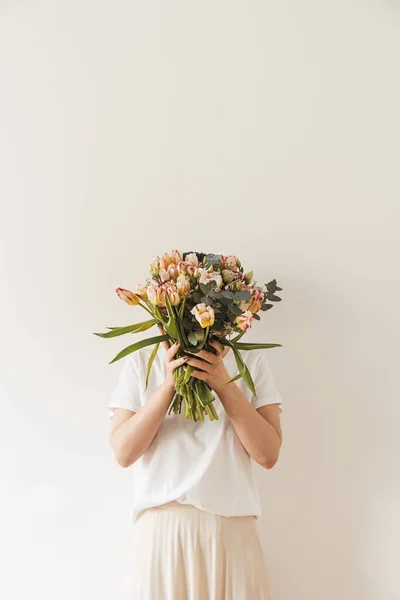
left=166, top=340, right=181, bottom=360
left=184, top=348, right=215, bottom=364
left=171, top=355, right=189, bottom=369
left=208, top=338, right=224, bottom=356
left=185, top=356, right=211, bottom=372
left=190, top=369, right=206, bottom=381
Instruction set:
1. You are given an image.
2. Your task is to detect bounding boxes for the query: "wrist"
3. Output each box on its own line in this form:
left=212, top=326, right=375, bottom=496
left=162, top=379, right=175, bottom=394
left=214, top=379, right=236, bottom=399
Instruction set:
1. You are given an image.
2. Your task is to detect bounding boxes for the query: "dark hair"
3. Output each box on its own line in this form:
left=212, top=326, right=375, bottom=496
left=183, top=251, right=208, bottom=263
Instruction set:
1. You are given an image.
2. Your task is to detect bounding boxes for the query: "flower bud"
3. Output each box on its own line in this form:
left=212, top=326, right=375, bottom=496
left=243, top=271, right=253, bottom=284
left=115, top=288, right=140, bottom=305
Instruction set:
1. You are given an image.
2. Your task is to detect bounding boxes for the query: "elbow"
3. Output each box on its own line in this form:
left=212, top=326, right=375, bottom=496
left=261, top=455, right=279, bottom=470
left=258, top=449, right=281, bottom=470
left=115, top=454, right=133, bottom=468
left=114, top=446, right=143, bottom=468
left=112, top=445, right=135, bottom=468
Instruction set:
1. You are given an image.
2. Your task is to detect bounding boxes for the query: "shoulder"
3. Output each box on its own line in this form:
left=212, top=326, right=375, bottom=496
left=231, top=348, right=264, bottom=367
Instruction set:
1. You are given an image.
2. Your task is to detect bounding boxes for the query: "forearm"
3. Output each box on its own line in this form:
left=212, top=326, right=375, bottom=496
left=216, top=381, right=282, bottom=468
left=110, top=380, right=175, bottom=467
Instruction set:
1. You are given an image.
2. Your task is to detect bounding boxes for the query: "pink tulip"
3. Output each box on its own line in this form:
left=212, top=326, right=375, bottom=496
left=199, top=269, right=223, bottom=291
left=176, top=260, right=187, bottom=275
left=116, top=287, right=140, bottom=306
left=170, top=249, right=183, bottom=265
left=185, top=252, right=199, bottom=267
left=149, top=256, right=160, bottom=277
left=166, top=284, right=181, bottom=306
left=235, top=310, right=254, bottom=331
left=134, top=284, right=148, bottom=299
left=185, top=264, right=197, bottom=277
left=167, top=264, right=179, bottom=280
left=177, top=274, right=191, bottom=297
left=159, top=268, right=171, bottom=282
left=159, top=252, right=172, bottom=271
left=147, top=285, right=162, bottom=305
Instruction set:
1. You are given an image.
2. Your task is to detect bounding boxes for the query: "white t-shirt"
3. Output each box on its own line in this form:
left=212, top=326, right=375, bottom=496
left=108, top=344, right=283, bottom=523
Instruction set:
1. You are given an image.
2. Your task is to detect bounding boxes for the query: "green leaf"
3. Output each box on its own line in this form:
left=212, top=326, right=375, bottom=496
left=187, top=332, right=198, bottom=346
left=109, top=335, right=169, bottom=364
left=232, top=342, right=282, bottom=350
left=163, top=293, right=179, bottom=339
left=234, top=291, right=251, bottom=301
left=192, top=291, right=203, bottom=303
left=199, top=283, right=214, bottom=296
left=183, top=364, right=195, bottom=383
left=203, top=253, right=223, bottom=268
left=228, top=303, right=243, bottom=316
left=232, top=347, right=257, bottom=396
left=94, top=319, right=159, bottom=338
left=266, top=293, right=282, bottom=302
left=193, top=379, right=215, bottom=406
left=144, top=343, right=160, bottom=391
left=221, top=290, right=235, bottom=299
left=260, top=303, right=273, bottom=311
left=222, top=343, right=257, bottom=397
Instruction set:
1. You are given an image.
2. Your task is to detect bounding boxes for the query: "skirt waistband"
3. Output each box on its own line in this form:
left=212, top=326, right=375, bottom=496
left=139, top=500, right=257, bottom=520
left=144, top=500, right=206, bottom=513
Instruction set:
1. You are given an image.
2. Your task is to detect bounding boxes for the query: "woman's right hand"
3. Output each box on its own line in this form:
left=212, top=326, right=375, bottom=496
left=158, top=324, right=188, bottom=386
left=164, top=340, right=188, bottom=386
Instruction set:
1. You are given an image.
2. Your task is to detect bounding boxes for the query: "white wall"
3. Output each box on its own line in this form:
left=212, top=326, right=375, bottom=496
left=1, top=2, right=399, bottom=599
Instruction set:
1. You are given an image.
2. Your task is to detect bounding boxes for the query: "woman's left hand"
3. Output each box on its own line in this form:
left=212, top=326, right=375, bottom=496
left=184, top=338, right=232, bottom=394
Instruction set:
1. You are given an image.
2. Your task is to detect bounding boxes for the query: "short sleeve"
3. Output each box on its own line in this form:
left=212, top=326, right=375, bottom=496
left=251, top=351, right=283, bottom=412
left=107, top=352, right=143, bottom=420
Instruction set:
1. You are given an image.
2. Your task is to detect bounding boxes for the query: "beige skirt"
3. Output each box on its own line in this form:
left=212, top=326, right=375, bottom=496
left=122, top=500, right=271, bottom=600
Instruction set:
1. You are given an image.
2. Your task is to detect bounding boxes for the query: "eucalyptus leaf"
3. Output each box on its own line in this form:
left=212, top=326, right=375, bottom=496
left=260, top=303, right=273, bottom=311
left=199, top=283, right=211, bottom=295
left=192, top=291, right=203, bottom=303
left=266, top=293, right=282, bottom=302
left=234, top=291, right=251, bottom=301
left=228, top=303, right=243, bottom=316
left=221, top=291, right=235, bottom=299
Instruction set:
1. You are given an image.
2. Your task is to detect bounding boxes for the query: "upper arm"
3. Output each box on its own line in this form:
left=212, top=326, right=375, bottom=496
left=109, top=407, right=136, bottom=438
left=256, top=403, right=283, bottom=443
left=251, top=351, right=283, bottom=413
left=107, top=353, right=143, bottom=421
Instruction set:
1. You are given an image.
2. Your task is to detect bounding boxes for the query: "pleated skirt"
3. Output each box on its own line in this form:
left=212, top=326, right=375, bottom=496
left=122, top=500, right=271, bottom=600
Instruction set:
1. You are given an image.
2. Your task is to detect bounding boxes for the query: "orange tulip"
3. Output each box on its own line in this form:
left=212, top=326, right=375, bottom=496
left=191, top=303, right=215, bottom=328
left=248, top=289, right=264, bottom=313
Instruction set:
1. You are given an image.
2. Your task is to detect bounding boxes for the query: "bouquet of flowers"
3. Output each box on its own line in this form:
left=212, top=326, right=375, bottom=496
left=94, top=250, right=283, bottom=422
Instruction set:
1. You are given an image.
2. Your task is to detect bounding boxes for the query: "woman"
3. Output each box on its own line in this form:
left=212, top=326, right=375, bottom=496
left=108, top=252, right=283, bottom=600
